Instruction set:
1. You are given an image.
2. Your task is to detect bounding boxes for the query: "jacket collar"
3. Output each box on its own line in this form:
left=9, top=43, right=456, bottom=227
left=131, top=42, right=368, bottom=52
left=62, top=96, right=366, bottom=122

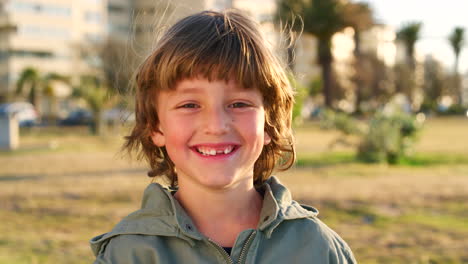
left=257, top=177, right=318, bottom=238
left=90, top=176, right=318, bottom=256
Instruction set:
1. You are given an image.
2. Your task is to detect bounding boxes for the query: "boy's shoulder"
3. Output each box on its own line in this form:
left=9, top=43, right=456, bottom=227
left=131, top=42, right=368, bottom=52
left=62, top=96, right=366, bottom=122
left=284, top=211, right=354, bottom=254
left=89, top=182, right=188, bottom=257
left=262, top=200, right=355, bottom=262
left=263, top=177, right=354, bottom=261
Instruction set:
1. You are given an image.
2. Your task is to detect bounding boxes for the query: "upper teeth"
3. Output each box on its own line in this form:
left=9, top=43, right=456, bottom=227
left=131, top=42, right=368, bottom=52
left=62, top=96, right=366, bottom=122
left=197, top=146, right=234, bottom=156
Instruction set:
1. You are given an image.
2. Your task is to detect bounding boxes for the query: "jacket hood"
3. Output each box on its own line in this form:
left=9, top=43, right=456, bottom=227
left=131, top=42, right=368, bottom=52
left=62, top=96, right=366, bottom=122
left=90, top=176, right=318, bottom=256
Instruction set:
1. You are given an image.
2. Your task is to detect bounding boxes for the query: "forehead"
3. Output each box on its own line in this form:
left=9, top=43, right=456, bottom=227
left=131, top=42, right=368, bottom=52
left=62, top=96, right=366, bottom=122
left=164, top=77, right=259, bottom=95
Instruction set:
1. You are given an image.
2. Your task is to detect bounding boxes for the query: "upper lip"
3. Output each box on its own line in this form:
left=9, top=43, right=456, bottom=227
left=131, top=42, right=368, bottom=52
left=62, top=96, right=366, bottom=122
left=190, top=143, right=240, bottom=154
left=190, top=143, right=240, bottom=149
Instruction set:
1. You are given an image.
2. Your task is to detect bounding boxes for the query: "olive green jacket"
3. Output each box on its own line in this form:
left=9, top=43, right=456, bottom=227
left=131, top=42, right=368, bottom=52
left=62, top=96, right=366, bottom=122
left=90, top=177, right=356, bottom=263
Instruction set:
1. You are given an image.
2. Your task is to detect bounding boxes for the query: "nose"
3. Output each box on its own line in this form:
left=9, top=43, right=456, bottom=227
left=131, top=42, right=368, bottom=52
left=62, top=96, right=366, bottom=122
left=202, top=106, right=230, bottom=135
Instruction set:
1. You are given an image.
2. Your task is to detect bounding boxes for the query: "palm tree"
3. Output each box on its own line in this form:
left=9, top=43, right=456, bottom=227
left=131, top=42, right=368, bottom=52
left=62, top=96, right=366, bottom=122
left=74, top=75, right=115, bottom=135
left=396, top=22, right=422, bottom=105
left=397, top=22, right=422, bottom=70
left=43, top=73, right=69, bottom=123
left=342, top=2, right=374, bottom=113
left=16, top=68, right=42, bottom=117
left=16, top=68, right=68, bottom=122
left=277, top=0, right=348, bottom=108
left=448, top=27, right=465, bottom=104
left=16, top=68, right=39, bottom=102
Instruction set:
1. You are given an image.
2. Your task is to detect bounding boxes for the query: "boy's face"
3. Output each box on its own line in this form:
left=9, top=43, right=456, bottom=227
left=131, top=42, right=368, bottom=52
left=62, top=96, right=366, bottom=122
left=151, top=77, right=270, bottom=190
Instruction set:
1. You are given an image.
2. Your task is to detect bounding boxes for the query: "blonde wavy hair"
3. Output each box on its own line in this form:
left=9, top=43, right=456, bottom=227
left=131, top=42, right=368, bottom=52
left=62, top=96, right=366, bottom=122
left=124, top=9, right=295, bottom=187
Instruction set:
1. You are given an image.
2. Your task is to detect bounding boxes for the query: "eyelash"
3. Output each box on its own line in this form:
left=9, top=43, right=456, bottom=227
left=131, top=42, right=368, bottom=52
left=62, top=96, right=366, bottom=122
left=229, top=102, right=250, bottom=108
left=177, top=102, right=251, bottom=109
left=179, top=103, right=199, bottom=109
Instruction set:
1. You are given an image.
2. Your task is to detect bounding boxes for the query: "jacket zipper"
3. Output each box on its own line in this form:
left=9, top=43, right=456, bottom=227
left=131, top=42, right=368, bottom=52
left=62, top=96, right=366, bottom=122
left=207, top=229, right=257, bottom=264
left=208, top=239, right=234, bottom=264
left=237, top=230, right=257, bottom=264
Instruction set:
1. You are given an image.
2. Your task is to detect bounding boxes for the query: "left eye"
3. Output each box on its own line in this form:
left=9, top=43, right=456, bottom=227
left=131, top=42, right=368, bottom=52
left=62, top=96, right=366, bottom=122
left=230, top=102, right=250, bottom=108
left=180, top=103, right=199, bottom=108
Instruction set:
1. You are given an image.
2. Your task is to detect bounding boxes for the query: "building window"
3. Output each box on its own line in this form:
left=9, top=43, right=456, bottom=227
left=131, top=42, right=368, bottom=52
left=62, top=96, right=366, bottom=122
left=19, top=25, right=70, bottom=39
left=85, top=11, right=102, bottom=24
left=108, top=4, right=126, bottom=13
left=108, top=24, right=129, bottom=35
left=0, top=51, right=9, bottom=61
left=85, top=33, right=103, bottom=42
left=11, top=49, right=54, bottom=58
left=9, top=1, right=71, bottom=17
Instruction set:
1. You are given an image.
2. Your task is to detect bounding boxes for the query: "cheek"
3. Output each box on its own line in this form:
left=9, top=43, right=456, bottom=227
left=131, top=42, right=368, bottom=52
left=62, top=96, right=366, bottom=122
left=164, top=130, right=187, bottom=148
left=239, top=112, right=266, bottom=140
left=162, top=119, right=196, bottom=151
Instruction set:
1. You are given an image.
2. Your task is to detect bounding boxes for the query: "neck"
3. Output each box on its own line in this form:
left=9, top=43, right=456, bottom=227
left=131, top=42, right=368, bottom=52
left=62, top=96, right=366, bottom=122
left=174, top=178, right=263, bottom=247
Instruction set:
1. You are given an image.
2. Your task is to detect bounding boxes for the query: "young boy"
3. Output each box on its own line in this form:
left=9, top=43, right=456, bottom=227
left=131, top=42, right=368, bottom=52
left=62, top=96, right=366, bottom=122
left=90, top=10, right=356, bottom=264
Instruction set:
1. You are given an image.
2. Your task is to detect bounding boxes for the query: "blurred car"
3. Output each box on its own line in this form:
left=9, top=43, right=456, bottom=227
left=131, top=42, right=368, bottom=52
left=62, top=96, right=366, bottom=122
left=59, top=109, right=93, bottom=126
left=102, top=107, right=135, bottom=125
left=0, top=102, right=38, bottom=126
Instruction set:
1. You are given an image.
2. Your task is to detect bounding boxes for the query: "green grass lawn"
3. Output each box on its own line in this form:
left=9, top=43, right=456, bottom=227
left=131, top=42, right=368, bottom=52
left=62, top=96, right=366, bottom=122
left=1, top=117, right=467, bottom=263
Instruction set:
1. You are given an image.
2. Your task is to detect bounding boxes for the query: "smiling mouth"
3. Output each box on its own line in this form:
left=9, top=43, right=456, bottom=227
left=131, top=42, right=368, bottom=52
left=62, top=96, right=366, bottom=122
left=194, top=145, right=237, bottom=156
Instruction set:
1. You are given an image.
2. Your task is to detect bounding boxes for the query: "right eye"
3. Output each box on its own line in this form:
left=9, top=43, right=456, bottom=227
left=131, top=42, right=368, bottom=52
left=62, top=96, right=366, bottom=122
left=179, top=103, right=199, bottom=109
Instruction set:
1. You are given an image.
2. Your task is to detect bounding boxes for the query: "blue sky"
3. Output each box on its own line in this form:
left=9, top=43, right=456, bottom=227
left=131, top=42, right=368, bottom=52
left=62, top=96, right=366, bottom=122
left=360, top=0, right=468, bottom=73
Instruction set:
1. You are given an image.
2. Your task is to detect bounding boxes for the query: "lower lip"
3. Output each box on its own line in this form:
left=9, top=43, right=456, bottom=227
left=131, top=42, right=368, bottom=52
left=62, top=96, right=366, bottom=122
left=191, top=147, right=239, bottom=160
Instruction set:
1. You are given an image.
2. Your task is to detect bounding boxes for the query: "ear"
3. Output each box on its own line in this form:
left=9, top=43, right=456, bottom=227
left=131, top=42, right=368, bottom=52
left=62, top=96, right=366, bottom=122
left=264, top=131, right=271, bottom=145
left=151, top=127, right=166, bottom=147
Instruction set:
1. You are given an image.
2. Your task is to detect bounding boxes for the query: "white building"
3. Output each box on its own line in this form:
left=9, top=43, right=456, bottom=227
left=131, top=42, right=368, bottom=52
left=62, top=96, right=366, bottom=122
left=107, top=0, right=132, bottom=42
left=0, top=0, right=107, bottom=101
left=129, top=0, right=205, bottom=55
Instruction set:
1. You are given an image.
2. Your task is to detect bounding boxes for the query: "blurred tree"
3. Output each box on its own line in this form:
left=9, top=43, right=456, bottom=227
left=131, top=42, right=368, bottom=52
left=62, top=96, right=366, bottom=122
left=342, top=2, right=375, bottom=113
left=16, top=67, right=41, bottom=109
left=73, top=75, right=115, bottom=135
left=97, top=38, right=137, bottom=96
left=42, top=73, right=69, bottom=123
left=277, top=0, right=348, bottom=108
left=343, top=2, right=373, bottom=57
left=79, top=37, right=137, bottom=113
left=396, top=22, right=423, bottom=105
left=74, top=38, right=137, bottom=134
left=397, top=22, right=422, bottom=69
left=351, top=53, right=393, bottom=113
left=16, top=68, right=67, bottom=121
left=421, top=56, right=445, bottom=113
left=288, top=73, right=308, bottom=123
left=448, top=27, right=465, bottom=105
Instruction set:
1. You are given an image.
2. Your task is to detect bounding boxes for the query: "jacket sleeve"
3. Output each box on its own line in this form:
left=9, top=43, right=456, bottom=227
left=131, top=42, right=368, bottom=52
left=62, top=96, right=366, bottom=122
left=92, top=238, right=116, bottom=264
left=327, top=230, right=357, bottom=264
left=314, top=218, right=357, bottom=264
left=338, top=245, right=357, bottom=264
left=93, top=254, right=111, bottom=264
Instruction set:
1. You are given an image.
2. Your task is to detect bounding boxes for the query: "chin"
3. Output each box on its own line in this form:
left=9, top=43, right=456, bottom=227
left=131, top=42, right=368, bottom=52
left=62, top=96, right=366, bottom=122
left=198, top=174, right=242, bottom=189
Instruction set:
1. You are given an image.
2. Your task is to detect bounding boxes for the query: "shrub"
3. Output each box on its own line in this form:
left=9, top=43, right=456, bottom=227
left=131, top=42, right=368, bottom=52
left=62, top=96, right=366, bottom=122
left=438, top=104, right=467, bottom=116
left=320, top=109, right=424, bottom=164
left=289, top=74, right=308, bottom=124
left=358, top=112, right=423, bottom=164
